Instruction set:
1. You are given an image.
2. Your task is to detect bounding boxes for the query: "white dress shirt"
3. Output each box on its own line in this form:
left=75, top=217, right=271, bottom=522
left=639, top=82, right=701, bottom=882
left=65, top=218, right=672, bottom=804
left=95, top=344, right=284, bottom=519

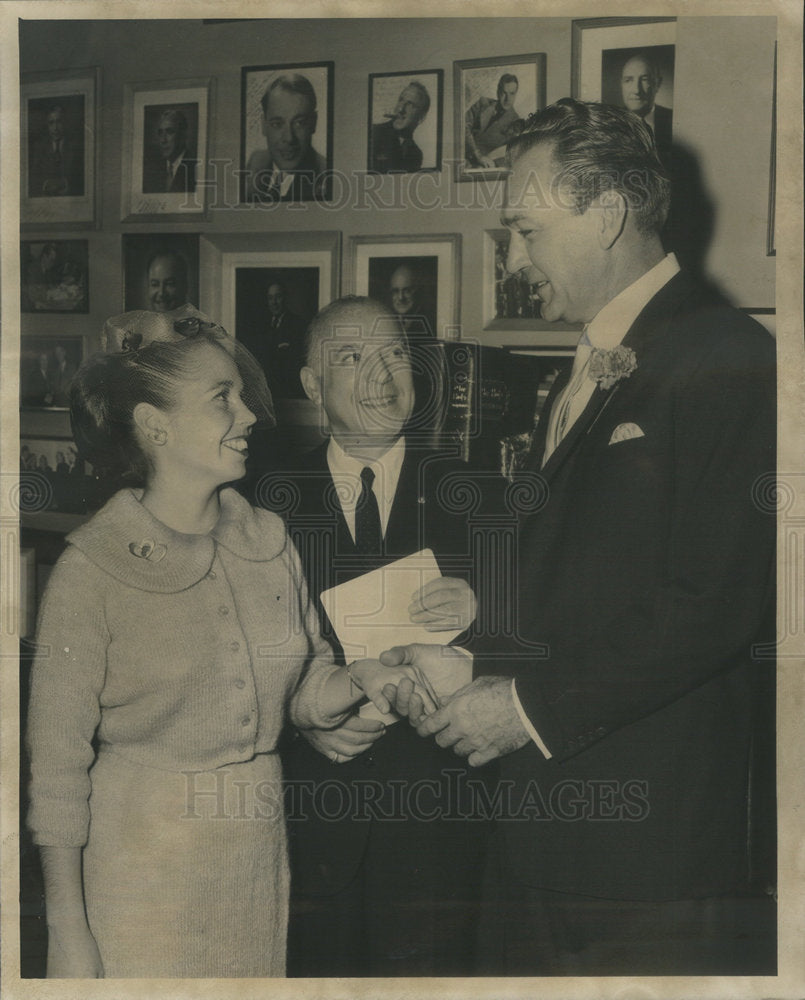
left=516, top=253, right=681, bottom=758
left=326, top=435, right=406, bottom=542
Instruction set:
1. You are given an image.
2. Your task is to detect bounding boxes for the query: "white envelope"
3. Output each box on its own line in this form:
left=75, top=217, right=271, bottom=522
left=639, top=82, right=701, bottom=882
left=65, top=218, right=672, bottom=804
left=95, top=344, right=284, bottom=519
left=320, top=549, right=466, bottom=723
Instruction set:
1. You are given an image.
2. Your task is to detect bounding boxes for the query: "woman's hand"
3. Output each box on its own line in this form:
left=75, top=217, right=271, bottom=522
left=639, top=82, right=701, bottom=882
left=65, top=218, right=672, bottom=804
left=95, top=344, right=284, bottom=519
left=46, top=921, right=104, bottom=978
left=408, top=577, right=477, bottom=632
left=348, top=658, right=439, bottom=717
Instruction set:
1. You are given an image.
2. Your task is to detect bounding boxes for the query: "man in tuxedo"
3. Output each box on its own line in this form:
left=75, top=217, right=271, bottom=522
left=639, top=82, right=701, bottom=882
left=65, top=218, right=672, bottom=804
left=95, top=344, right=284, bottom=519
left=265, top=297, right=500, bottom=977
left=620, top=52, right=673, bottom=153
left=384, top=98, right=776, bottom=975
left=142, top=108, right=196, bottom=194
left=370, top=80, right=429, bottom=173
left=244, top=73, right=329, bottom=202
left=28, top=104, right=84, bottom=197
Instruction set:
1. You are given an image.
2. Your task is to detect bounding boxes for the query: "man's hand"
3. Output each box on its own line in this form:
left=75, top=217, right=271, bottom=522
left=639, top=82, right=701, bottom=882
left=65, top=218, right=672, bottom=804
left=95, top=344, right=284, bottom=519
left=381, top=650, right=530, bottom=767
left=299, top=714, right=386, bottom=764
left=408, top=577, right=477, bottom=632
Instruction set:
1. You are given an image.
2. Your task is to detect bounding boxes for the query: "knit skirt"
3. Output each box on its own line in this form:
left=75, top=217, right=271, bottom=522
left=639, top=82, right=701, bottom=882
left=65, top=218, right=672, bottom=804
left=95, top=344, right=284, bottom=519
left=83, top=749, right=288, bottom=978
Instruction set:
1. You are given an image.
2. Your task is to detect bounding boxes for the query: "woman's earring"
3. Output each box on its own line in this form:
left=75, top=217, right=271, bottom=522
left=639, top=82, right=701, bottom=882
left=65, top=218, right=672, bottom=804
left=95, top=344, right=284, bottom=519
left=150, top=428, right=167, bottom=445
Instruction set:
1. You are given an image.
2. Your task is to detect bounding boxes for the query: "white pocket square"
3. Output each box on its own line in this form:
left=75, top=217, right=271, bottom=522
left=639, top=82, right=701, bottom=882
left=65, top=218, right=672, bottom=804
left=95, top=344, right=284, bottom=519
left=608, top=422, right=645, bottom=445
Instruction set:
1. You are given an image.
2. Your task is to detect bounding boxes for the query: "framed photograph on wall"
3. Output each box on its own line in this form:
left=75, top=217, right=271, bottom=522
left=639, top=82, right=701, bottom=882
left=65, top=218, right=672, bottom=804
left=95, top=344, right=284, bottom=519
left=20, top=334, right=84, bottom=409
left=348, top=234, right=460, bottom=340
left=123, top=233, right=200, bottom=313
left=19, top=437, right=95, bottom=514
left=21, top=67, right=99, bottom=229
left=200, top=231, right=340, bottom=400
left=21, top=239, right=89, bottom=314
left=241, top=61, right=333, bottom=203
left=121, top=77, right=212, bottom=220
left=482, top=230, right=582, bottom=345
left=453, top=53, right=546, bottom=182
left=367, top=69, right=443, bottom=174
left=572, top=18, right=677, bottom=154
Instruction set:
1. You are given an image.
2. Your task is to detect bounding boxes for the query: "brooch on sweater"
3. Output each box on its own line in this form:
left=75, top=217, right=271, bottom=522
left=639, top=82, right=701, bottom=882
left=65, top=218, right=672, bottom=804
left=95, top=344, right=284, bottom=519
left=588, top=345, right=638, bottom=390
left=128, top=538, right=167, bottom=562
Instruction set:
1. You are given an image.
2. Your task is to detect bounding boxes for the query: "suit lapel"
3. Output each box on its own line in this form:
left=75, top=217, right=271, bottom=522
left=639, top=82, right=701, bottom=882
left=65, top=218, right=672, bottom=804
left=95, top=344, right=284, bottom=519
left=534, top=270, right=694, bottom=487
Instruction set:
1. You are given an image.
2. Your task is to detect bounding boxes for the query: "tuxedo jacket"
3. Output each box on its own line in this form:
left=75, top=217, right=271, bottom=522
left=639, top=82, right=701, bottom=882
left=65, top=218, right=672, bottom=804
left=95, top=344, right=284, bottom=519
left=270, top=440, right=504, bottom=895
left=651, top=103, right=673, bottom=152
left=370, top=120, right=423, bottom=173
left=480, top=271, right=776, bottom=901
left=142, top=154, right=197, bottom=194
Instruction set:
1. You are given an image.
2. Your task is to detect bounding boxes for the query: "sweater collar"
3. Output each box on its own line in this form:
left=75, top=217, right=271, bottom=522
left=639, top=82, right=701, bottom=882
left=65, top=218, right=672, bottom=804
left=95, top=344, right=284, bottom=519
left=67, top=487, right=286, bottom=593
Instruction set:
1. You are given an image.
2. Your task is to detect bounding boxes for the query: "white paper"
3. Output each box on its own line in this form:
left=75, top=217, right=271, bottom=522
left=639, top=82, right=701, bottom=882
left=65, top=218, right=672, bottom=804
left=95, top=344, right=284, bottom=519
left=320, top=549, right=467, bottom=723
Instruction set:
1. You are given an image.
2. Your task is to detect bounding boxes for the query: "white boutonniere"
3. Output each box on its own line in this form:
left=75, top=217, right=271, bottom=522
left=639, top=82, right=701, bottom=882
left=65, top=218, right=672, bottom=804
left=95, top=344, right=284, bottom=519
left=588, top=345, right=638, bottom=390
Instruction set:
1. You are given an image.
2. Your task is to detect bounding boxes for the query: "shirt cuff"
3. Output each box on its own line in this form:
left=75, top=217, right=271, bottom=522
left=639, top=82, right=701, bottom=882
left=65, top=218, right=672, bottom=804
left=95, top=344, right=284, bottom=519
left=511, top=678, right=552, bottom=759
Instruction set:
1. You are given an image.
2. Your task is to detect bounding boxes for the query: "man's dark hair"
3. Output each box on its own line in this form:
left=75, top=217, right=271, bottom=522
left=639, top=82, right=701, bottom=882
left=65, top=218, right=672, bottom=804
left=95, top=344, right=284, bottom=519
left=261, top=74, right=318, bottom=116
left=507, top=97, right=670, bottom=234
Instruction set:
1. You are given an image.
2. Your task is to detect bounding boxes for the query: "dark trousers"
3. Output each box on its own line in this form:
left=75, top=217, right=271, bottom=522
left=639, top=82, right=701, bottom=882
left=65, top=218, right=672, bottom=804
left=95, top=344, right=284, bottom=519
left=477, top=832, right=777, bottom=976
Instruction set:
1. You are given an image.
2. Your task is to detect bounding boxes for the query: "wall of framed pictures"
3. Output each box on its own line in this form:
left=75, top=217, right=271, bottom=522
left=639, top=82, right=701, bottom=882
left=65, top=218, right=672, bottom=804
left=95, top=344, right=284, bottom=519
left=19, top=14, right=776, bottom=443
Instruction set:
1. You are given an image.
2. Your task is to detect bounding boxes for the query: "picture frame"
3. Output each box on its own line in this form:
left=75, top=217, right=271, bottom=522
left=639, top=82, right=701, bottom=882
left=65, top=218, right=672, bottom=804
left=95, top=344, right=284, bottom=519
left=572, top=18, right=677, bottom=152
left=20, top=67, right=99, bottom=229
left=766, top=42, right=777, bottom=257
left=240, top=61, right=334, bottom=204
left=19, top=334, right=85, bottom=410
left=199, top=231, right=341, bottom=400
left=121, top=77, right=212, bottom=220
left=19, top=436, right=94, bottom=514
left=348, top=234, right=461, bottom=339
left=367, top=69, right=443, bottom=174
left=21, top=239, right=89, bottom=314
left=482, top=230, right=583, bottom=346
left=122, top=234, right=200, bottom=313
left=453, top=53, right=546, bottom=183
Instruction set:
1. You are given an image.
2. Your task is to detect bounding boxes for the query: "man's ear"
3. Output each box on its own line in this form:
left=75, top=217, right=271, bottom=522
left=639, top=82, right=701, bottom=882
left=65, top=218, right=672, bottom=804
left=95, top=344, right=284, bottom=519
left=300, top=366, right=322, bottom=406
left=597, top=188, right=628, bottom=249
left=133, top=402, right=168, bottom=445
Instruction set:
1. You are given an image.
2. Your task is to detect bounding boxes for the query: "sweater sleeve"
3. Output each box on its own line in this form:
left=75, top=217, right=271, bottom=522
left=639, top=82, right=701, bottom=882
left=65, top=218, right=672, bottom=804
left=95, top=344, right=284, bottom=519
left=282, top=539, right=346, bottom=730
left=26, top=547, right=110, bottom=847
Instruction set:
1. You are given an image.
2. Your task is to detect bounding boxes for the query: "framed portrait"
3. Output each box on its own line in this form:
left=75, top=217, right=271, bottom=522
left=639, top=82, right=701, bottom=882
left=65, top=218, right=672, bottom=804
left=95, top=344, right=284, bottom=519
left=122, top=233, right=200, bottom=313
left=453, top=53, right=546, bottom=182
left=19, top=437, right=95, bottom=514
left=572, top=18, right=677, bottom=153
left=20, top=334, right=84, bottom=410
left=482, top=230, right=582, bottom=345
left=240, top=61, right=334, bottom=204
left=199, top=230, right=340, bottom=400
left=348, top=234, right=460, bottom=340
left=121, top=77, right=212, bottom=220
left=367, top=69, right=443, bottom=174
left=21, top=239, right=89, bottom=314
left=21, top=67, right=99, bottom=229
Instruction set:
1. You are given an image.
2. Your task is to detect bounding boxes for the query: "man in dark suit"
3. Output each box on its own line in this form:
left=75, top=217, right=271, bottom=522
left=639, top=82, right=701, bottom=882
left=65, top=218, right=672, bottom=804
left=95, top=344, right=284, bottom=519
left=262, top=297, right=500, bottom=977
left=142, top=108, right=196, bottom=194
left=620, top=52, right=673, bottom=153
left=260, top=280, right=307, bottom=398
left=370, top=80, right=429, bottom=173
left=384, top=98, right=776, bottom=976
left=28, top=104, right=84, bottom=197
left=244, top=74, right=329, bottom=202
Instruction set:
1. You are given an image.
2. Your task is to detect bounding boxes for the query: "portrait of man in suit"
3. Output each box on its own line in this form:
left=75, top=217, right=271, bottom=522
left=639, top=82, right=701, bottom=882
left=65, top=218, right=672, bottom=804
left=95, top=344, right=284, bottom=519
left=464, top=72, right=522, bottom=169
left=141, top=106, right=197, bottom=194
left=619, top=50, right=673, bottom=150
left=370, top=80, right=430, bottom=173
left=27, top=100, right=85, bottom=198
left=384, top=98, right=776, bottom=977
left=244, top=73, right=329, bottom=203
left=146, top=251, right=189, bottom=313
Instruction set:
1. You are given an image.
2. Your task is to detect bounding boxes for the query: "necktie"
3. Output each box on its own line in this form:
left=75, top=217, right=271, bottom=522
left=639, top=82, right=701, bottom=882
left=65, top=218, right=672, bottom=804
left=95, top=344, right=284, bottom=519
left=355, top=467, right=382, bottom=554
left=166, top=160, right=174, bottom=191
left=551, top=334, right=593, bottom=452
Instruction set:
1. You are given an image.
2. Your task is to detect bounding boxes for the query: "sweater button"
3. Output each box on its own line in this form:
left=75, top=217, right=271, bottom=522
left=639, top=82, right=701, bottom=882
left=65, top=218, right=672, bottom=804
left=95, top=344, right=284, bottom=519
left=240, top=716, right=251, bottom=726
left=208, top=571, right=217, bottom=580
left=219, top=606, right=230, bottom=616
left=229, top=640, right=240, bottom=652
left=234, top=678, right=246, bottom=689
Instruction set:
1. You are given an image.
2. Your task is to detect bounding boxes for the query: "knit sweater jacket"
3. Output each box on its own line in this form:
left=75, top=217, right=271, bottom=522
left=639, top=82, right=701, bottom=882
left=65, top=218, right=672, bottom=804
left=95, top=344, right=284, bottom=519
left=26, top=487, right=340, bottom=848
